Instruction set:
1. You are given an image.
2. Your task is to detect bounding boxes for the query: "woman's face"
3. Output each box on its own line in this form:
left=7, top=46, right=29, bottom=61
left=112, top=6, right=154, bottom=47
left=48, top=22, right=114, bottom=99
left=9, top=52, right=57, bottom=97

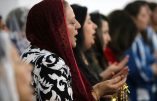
left=101, top=20, right=111, bottom=48
left=65, top=5, right=81, bottom=48
left=134, top=5, right=150, bottom=31
left=83, top=14, right=97, bottom=50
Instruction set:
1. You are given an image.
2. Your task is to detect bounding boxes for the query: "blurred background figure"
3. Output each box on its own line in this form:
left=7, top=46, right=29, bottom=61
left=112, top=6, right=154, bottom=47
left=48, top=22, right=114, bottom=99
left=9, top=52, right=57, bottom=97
left=0, top=15, right=3, bottom=29
left=148, top=2, right=157, bottom=33
left=89, top=12, right=110, bottom=76
left=0, top=31, right=19, bottom=101
left=125, top=1, right=157, bottom=101
left=0, top=27, right=33, bottom=101
left=147, top=2, right=157, bottom=60
left=105, top=10, right=137, bottom=63
left=72, top=4, right=129, bottom=101
left=6, top=7, right=30, bottom=54
left=0, top=15, right=8, bottom=31
left=104, top=10, right=137, bottom=101
left=72, top=4, right=100, bottom=86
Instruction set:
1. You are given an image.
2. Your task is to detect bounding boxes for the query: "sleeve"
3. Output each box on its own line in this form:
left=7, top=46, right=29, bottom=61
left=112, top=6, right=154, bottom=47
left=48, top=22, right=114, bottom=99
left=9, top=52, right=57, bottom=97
left=126, top=46, right=154, bottom=83
left=32, top=53, right=73, bottom=101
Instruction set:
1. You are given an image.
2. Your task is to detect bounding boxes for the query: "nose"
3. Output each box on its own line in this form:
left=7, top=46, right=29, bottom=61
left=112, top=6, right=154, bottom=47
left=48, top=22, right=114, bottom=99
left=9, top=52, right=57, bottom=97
left=93, top=22, right=97, bottom=29
left=92, top=22, right=97, bottom=35
left=76, top=20, right=81, bottom=29
left=107, top=33, right=111, bottom=42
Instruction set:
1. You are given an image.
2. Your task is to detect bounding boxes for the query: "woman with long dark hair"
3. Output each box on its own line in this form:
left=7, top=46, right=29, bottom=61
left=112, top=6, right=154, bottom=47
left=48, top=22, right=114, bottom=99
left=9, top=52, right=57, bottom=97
left=72, top=4, right=129, bottom=100
left=105, top=10, right=137, bottom=63
left=125, top=1, right=157, bottom=101
left=104, top=10, right=138, bottom=101
left=89, top=12, right=110, bottom=75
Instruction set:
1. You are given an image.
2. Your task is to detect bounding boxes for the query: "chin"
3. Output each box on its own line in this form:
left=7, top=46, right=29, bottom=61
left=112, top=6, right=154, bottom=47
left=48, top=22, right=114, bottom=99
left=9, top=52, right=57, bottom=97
left=72, top=43, right=76, bottom=48
left=92, top=40, right=95, bottom=44
left=88, top=44, right=93, bottom=49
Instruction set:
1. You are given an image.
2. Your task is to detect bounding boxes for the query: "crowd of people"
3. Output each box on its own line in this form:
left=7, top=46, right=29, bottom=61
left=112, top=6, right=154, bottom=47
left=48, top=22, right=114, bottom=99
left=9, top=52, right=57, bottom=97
left=1, top=0, right=157, bottom=101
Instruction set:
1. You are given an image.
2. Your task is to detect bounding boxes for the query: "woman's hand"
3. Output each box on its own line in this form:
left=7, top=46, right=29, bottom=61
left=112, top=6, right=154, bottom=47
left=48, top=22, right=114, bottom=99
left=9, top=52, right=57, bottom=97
left=92, top=66, right=128, bottom=100
left=100, top=56, right=129, bottom=80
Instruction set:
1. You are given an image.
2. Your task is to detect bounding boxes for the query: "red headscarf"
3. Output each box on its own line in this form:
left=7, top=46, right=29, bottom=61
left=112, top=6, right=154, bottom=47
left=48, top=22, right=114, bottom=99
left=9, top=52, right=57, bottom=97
left=26, top=0, right=94, bottom=100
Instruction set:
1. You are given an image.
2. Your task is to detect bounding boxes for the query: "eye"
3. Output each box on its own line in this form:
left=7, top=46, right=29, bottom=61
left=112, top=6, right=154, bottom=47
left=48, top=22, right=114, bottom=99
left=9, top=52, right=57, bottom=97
left=87, top=20, right=91, bottom=24
left=70, top=20, right=76, bottom=25
left=70, top=22, right=75, bottom=25
left=103, top=31, right=108, bottom=34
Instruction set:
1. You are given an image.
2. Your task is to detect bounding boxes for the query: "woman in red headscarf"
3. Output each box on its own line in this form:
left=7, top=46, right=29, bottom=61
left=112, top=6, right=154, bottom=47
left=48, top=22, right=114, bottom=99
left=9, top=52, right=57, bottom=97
left=22, top=0, right=127, bottom=101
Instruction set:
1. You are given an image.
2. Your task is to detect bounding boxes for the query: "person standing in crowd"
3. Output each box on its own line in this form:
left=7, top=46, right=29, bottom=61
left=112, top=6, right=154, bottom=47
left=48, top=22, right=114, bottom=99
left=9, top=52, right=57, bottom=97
left=148, top=2, right=157, bottom=100
left=72, top=4, right=101, bottom=85
left=105, top=10, right=137, bottom=64
left=125, top=1, right=157, bottom=101
left=89, top=12, right=110, bottom=78
left=0, top=31, right=19, bottom=101
left=0, top=30, right=33, bottom=101
left=104, top=10, right=138, bottom=101
left=6, top=7, right=30, bottom=54
left=22, top=0, right=128, bottom=100
left=90, top=11, right=136, bottom=101
left=90, top=12, right=130, bottom=83
left=72, top=4, right=129, bottom=100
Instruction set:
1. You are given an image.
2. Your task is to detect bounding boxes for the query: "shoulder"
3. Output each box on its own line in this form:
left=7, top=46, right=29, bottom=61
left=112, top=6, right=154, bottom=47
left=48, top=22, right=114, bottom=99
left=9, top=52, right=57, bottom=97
left=21, top=46, right=67, bottom=70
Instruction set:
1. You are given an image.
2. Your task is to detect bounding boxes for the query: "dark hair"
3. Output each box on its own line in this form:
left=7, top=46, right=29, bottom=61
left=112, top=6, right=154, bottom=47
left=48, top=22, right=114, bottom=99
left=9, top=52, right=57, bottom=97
left=72, top=6, right=102, bottom=85
left=72, top=4, right=88, bottom=65
left=90, top=12, right=108, bottom=49
left=148, top=2, right=157, bottom=12
left=71, top=4, right=87, bottom=51
left=124, top=1, right=149, bottom=44
left=90, top=12, right=108, bottom=68
left=124, top=1, right=148, bottom=18
left=90, top=12, right=108, bottom=28
left=108, top=10, right=137, bottom=59
left=72, top=4, right=88, bottom=68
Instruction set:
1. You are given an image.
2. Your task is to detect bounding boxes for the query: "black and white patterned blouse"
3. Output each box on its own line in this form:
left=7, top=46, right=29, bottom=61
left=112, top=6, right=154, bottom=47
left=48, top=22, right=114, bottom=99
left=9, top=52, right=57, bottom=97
left=21, top=46, right=73, bottom=101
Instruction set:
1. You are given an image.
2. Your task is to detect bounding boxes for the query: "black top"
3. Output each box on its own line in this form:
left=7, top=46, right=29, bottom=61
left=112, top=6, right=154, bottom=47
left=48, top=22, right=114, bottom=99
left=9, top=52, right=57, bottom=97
left=73, top=48, right=100, bottom=86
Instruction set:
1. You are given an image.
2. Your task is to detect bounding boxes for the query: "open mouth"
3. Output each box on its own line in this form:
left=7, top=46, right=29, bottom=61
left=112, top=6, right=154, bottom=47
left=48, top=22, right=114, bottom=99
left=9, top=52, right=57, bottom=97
left=92, top=34, right=95, bottom=39
left=74, top=33, right=78, bottom=41
left=93, top=31, right=96, bottom=34
left=74, top=37, right=77, bottom=41
left=75, top=32, right=78, bottom=35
